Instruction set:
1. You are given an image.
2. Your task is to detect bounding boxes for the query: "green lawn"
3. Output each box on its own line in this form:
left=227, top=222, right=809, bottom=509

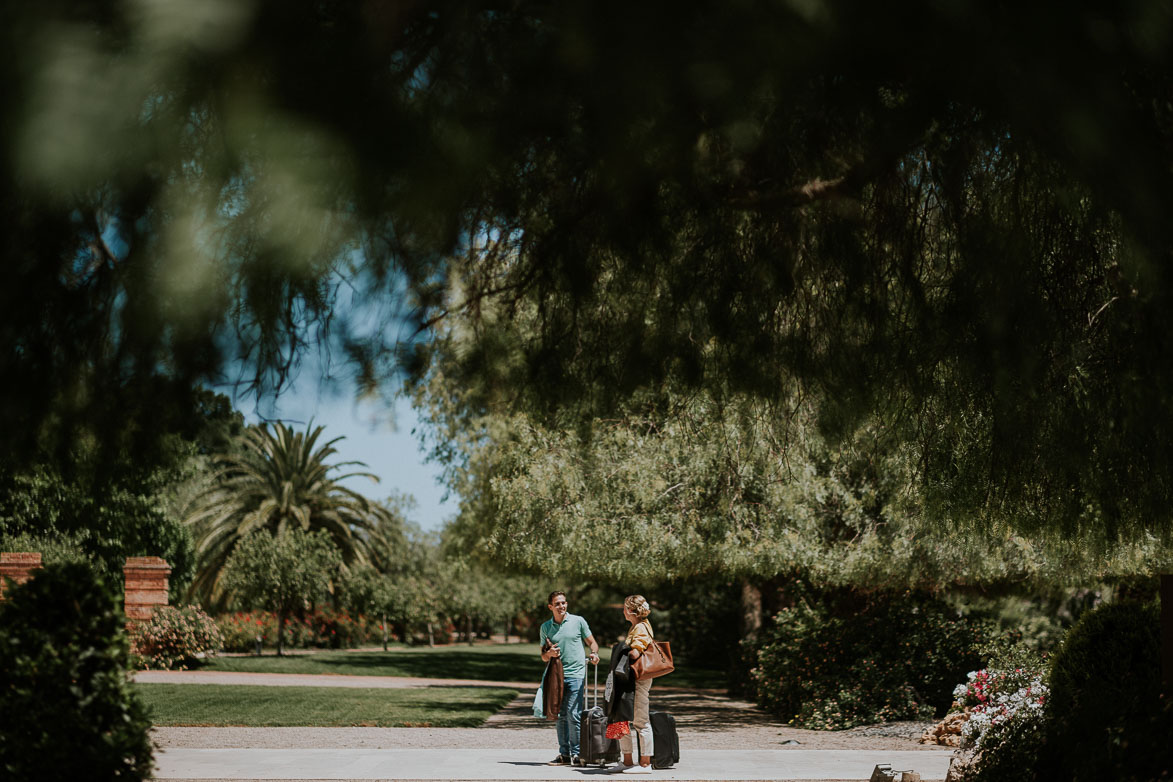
left=137, top=683, right=518, bottom=727
left=206, top=643, right=547, bottom=682
left=205, top=643, right=727, bottom=689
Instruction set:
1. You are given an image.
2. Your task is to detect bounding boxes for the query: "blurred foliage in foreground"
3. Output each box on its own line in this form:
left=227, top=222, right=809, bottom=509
left=4, top=1, right=1173, bottom=543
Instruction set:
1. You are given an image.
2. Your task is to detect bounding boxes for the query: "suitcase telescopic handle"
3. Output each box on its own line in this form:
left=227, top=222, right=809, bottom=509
left=593, top=657, right=599, bottom=708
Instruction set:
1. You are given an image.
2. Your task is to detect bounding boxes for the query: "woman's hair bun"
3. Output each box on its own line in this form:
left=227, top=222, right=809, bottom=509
left=625, top=594, right=651, bottom=618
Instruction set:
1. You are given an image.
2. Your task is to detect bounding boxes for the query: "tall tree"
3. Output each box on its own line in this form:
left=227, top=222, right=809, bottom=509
left=222, top=528, right=343, bottom=655
left=184, top=422, right=389, bottom=603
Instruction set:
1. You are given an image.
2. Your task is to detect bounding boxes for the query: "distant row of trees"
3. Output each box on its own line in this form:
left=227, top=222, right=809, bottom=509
left=181, top=416, right=547, bottom=654
left=0, top=389, right=548, bottom=655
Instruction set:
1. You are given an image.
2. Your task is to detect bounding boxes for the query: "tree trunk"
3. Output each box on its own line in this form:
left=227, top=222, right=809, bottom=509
left=1161, top=574, right=1173, bottom=693
left=277, top=607, right=287, bottom=657
left=504, top=617, right=510, bottom=644
left=382, top=611, right=388, bottom=652
left=466, top=614, right=474, bottom=646
left=740, top=579, right=763, bottom=642
left=427, top=621, right=435, bottom=647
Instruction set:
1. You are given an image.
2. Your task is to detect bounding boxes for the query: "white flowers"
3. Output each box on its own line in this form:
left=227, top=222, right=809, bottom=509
left=953, top=668, right=1048, bottom=751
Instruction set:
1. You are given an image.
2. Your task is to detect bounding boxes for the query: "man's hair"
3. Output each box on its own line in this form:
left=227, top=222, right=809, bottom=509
left=547, top=590, right=567, bottom=605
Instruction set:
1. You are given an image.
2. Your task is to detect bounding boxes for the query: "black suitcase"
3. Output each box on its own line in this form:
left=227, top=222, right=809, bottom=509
left=646, top=711, right=680, bottom=769
left=580, top=665, right=621, bottom=767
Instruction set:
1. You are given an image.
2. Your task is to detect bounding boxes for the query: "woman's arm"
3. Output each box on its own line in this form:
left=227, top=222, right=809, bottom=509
left=626, top=622, right=652, bottom=658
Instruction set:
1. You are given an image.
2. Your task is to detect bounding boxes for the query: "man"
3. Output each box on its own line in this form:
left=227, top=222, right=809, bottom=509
left=539, top=590, right=600, bottom=767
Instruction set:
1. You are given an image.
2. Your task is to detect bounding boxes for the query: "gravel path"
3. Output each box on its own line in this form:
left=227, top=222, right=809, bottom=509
left=150, top=674, right=938, bottom=753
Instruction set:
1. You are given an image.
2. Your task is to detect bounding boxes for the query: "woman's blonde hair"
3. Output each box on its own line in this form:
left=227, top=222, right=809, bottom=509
left=624, top=594, right=651, bottom=619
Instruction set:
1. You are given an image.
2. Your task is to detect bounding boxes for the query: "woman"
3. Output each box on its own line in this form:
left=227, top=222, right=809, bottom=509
left=617, top=594, right=655, bottom=773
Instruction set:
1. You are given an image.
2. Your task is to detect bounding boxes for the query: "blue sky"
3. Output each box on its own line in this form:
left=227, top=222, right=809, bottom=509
left=98, top=219, right=455, bottom=529
left=234, top=376, right=455, bottom=533
left=95, top=205, right=455, bottom=529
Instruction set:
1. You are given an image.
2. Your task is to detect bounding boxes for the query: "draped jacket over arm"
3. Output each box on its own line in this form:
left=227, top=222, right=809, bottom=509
left=605, top=640, right=635, bottom=723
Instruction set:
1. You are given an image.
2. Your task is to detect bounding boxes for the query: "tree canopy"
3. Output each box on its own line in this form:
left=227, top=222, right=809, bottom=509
left=433, top=387, right=1171, bottom=588
left=6, top=1, right=1173, bottom=539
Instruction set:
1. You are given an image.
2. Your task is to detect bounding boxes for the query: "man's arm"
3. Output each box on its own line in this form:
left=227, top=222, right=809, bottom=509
left=584, top=633, right=600, bottom=665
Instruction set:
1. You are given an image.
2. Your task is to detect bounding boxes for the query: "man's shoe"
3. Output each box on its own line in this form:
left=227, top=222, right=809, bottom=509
left=622, top=765, right=652, bottom=774
left=609, top=762, right=632, bottom=773
left=571, top=755, right=586, bottom=767
left=548, top=755, right=570, bottom=766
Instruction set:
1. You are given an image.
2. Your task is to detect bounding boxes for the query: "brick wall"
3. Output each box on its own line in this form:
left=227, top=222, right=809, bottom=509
left=0, top=552, right=43, bottom=600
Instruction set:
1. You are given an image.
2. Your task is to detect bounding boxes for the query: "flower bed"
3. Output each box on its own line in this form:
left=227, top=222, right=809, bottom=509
left=953, top=667, right=1048, bottom=751
left=215, top=609, right=381, bottom=652
left=929, top=645, right=1049, bottom=781
left=217, top=610, right=278, bottom=652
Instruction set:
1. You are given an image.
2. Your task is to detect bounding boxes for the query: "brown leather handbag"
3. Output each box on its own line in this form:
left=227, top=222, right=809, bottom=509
left=632, top=623, right=674, bottom=680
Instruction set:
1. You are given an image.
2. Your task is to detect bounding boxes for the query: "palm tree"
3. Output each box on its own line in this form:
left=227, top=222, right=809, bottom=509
left=184, top=421, right=389, bottom=603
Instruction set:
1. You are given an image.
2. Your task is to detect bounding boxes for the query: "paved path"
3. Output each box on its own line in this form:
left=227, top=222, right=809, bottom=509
left=142, top=670, right=955, bottom=781
left=155, top=747, right=954, bottom=781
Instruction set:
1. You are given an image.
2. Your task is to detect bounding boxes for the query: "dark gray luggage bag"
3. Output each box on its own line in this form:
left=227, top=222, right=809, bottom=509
left=646, top=711, right=679, bottom=769
left=580, top=664, right=620, bottom=766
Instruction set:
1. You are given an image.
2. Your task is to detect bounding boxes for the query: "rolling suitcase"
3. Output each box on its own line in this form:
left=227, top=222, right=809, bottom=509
left=646, top=711, right=679, bottom=769
left=579, top=664, right=621, bottom=767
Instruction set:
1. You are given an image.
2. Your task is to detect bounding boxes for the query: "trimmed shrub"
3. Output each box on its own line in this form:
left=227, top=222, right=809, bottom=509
left=0, top=562, right=154, bottom=780
left=751, top=591, right=987, bottom=729
left=1036, top=600, right=1171, bottom=782
left=130, top=604, right=223, bottom=670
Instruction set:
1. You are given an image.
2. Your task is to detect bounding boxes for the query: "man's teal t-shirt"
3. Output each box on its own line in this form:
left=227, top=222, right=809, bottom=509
left=539, top=613, right=592, bottom=680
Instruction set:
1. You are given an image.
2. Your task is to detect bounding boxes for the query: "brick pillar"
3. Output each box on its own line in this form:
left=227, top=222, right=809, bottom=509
left=0, top=552, right=43, bottom=600
left=123, top=556, right=171, bottom=621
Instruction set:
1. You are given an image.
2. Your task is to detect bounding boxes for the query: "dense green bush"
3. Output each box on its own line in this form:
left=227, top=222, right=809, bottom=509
left=1036, top=600, right=1171, bottom=782
left=751, top=591, right=987, bottom=729
left=130, top=604, right=223, bottom=669
left=0, top=562, right=154, bottom=780
left=0, top=459, right=196, bottom=597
